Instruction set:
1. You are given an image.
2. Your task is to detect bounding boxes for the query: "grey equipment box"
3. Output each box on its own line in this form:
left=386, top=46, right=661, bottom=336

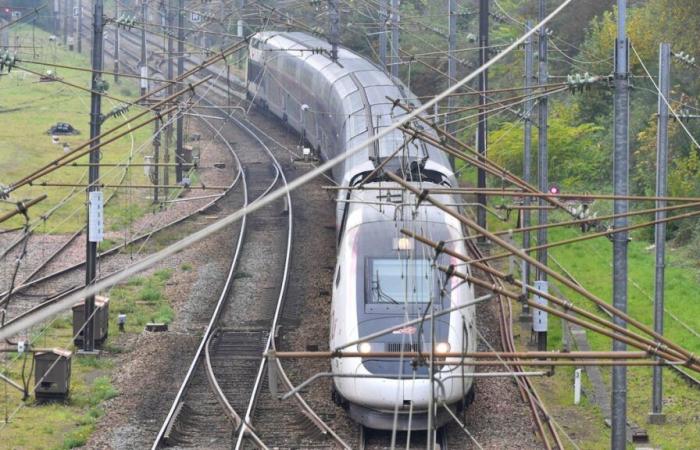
left=72, top=295, right=110, bottom=347
left=34, top=348, right=72, bottom=401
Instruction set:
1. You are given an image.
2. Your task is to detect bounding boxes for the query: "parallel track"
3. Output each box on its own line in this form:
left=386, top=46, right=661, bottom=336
left=100, top=22, right=351, bottom=449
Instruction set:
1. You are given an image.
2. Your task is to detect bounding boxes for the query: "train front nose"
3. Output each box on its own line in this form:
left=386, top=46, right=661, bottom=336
left=335, top=357, right=457, bottom=431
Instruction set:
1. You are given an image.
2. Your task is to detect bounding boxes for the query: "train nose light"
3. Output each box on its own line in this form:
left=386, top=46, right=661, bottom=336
left=358, top=342, right=372, bottom=354
left=434, top=342, right=451, bottom=355
left=393, top=237, right=413, bottom=251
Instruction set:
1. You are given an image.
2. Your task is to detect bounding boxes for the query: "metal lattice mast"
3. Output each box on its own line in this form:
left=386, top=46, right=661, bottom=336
left=649, top=42, right=670, bottom=425
left=390, top=0, right=399, bottom=79
left=476, top=0, right=488, bottom=232
left=176, top=0, right=185, bottom=182
left=535, top=0, right=549, bottom=352
left=378, top=0, right=387, bottom=69
left=612, top=0, right=630, bottom=447
left=521, top=19, right=534, bottom=321
left=84, top=0, right=105, bottom=353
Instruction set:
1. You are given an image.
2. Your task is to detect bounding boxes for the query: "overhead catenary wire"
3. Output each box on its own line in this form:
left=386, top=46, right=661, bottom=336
left=0, top=0, right=580, bottom=343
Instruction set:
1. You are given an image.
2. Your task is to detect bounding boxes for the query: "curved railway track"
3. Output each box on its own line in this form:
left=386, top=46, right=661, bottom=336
left=98, top=23, right=351, bottom=449
left=92, top=15, right=562, bottom=449
left=1, top=114, right=244, bottom=334
left=0, top=118, right=137, bottom=301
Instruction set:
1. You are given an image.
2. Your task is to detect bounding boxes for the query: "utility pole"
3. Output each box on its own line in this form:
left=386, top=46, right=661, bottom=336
left=476, top=0, right=488, bottom=233
left=63, top=0, right=68, bottom=46
left=153, top=110, right=161, bottom=204
left=535, top=0, right=549, bottom=351
left=520, top=19, right=534, bottom=322
left=176, top=0, right=185, bottom=183
left=446, top=0, right=457, bottom=136
left=390, top=0, right=399, bottom=79
left=84, top=0, right=105, bottom=354
left=114, top=0, right=119, bottom=82
left=328, top=0, right=339, bottom=62
left=649, top=42, right=670, bottom=425
left=77, top=0, right=82, bottom=53
left=611, top=0, right=629, bottom=448
left=378, top=0, right=387, bottom=69
left=53, top=0, right=60, bottom=37
left=140, top=0, right=148, bottom=98
left=164, top=0, right=174, bottom=200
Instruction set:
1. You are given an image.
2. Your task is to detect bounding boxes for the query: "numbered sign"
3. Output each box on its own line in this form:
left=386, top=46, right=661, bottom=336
left=88, top=191, right=104, bottom=243
left=532, top=280, right=548, bottom=332
left=190, top=12, right=201, bottom=23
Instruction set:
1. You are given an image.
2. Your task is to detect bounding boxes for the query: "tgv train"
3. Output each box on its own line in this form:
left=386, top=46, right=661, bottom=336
left=247, top=31, right=477, bottom=430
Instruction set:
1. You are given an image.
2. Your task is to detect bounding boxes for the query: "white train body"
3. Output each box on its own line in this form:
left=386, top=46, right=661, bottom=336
left=248, top=31, right=477, bottom=430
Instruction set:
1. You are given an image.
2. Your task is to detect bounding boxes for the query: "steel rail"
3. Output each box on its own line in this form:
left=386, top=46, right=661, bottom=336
left=14, top=112, right=140, bottom=288
left=148, top=110, right=253, bottom=449
left=120, top=13, right=327, bottom=444
left=80, top=36, right=265, bottom=446
left=464, top=233, right=558, bottom=448
left=0, top=115, right=244, bottom=329
left=226, top=112, right=348, bottom=450
left=198, top=111, right=279, bottom=448
left=139, top=26, right=350, bottom=445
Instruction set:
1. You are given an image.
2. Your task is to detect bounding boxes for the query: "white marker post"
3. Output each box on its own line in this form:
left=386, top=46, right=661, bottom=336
left=574, top=368, right=582, bottom=405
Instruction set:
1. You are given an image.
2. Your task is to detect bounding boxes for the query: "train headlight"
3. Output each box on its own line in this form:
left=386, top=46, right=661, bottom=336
left=434, top=342, right=451, bottom=355
left=358, top=342, right=372, bottom=354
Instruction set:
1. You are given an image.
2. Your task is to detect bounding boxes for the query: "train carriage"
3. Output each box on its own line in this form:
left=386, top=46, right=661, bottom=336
left=248, top=31, right=477, bottom=430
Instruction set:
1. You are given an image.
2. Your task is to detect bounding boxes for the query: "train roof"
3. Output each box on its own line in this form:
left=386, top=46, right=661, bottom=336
left=250, top=31, right=455, bottom=184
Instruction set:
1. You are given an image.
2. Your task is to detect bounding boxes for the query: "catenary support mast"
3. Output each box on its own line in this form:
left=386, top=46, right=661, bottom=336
left=611, top=1, right=630, bottom=448
left=84, top=0, right=105, bottom=353
left=649, top=42, right=670, bottom=425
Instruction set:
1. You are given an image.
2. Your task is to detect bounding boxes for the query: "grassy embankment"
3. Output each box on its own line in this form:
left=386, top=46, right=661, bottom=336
left=0, top=24, right=158, bottom=234
left=498, top=210, right=700, bottom=448
left=1, top=267, right=181, bottom=449
left=0, top=24, right=186, bottom=449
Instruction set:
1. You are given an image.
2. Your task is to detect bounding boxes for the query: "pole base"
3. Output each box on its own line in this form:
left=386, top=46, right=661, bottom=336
left=76, top=349, right=101, bottom=357
left=647, top=412, right=666, bottom=425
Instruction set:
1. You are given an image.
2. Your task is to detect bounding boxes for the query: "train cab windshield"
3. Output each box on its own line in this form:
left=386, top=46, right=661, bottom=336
left=367, top=258, right=433, bottom=305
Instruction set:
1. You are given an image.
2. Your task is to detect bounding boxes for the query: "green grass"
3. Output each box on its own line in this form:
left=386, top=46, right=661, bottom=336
left=510, top=212, right=700, bottom=448
left=0, top=24, right=157, bottom=233
left=110, top=271, right=175, bottom=328
left=0, top=270, right=173, bottom=449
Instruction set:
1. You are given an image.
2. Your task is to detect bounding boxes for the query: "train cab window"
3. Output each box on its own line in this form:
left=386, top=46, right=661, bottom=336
left=366, top=258, right=432, bottom=304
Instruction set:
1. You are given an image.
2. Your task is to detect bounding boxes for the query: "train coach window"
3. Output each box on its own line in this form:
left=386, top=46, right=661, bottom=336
left=367, top=258, right=432, bottom=304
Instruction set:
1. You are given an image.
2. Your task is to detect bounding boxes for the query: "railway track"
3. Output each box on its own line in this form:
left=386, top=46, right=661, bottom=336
left=462, top=224, right=562, bottom=449
left=0, top=118, right=136, bottom=299
left=1, top=114, right=244, bottom=334
left=151, top=107, right=290, bottom=448
left=98, top=14, right=558, bottom=449
left=100, top=23, right=352, bottom=449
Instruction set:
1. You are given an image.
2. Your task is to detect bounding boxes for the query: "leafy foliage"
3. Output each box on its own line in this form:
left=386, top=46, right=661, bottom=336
left=489, top=104, right=607, bottom=192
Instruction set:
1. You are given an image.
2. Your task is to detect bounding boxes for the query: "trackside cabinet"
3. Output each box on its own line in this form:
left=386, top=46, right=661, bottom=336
left=34, top=348, right=72, bottom=401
